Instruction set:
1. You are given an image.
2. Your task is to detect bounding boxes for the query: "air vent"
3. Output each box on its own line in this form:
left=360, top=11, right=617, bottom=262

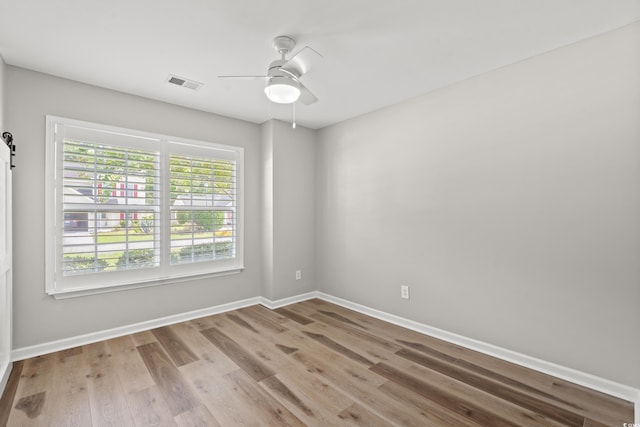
left=167, top=75, right=203, bottom=90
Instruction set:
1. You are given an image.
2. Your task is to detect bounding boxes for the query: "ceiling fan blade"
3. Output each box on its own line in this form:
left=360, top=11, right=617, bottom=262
left=281, top=46, right=322, bottom=77
left=298, top=82, right=318, bottom=105
left=217, top=75, right=268, bottom=80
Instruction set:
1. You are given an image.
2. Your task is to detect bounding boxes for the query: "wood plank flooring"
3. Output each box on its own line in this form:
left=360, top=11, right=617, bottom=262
left=0, top=299, right=634, bottom=426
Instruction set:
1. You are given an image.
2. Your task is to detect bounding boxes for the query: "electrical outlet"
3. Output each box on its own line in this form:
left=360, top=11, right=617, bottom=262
left=400, top=285, right=410, bottom=299
left=295, top=270, right=302, bottom=280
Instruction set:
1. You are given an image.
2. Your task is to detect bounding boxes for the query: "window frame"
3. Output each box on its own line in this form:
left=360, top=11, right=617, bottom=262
left=45, top=116, right=244, bottom=298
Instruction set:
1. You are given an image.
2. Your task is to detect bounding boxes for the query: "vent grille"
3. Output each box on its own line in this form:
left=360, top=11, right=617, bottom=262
left=167, top=75, right=203, bottom=90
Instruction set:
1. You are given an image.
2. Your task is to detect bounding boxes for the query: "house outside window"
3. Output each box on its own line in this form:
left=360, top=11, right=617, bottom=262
left=45, top=116, right=244, bottom=297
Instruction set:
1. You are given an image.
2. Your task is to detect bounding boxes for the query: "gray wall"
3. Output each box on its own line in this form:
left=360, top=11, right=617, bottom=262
left=260, top=120, right=275, bottom=300
left=270, top=120, right=316, bottom=300
left=261, top=119, right=316, bottom=300
left=6, top=67, right=263, bottom=348
left=317, top=22, right=640, bottom=388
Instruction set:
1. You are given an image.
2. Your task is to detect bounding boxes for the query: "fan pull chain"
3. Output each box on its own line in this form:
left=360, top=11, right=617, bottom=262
left=292, top=102, right=296, bottom=129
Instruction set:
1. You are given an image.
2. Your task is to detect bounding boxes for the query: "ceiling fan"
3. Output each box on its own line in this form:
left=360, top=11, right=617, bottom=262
left=219, top=35, right=322, bottom=105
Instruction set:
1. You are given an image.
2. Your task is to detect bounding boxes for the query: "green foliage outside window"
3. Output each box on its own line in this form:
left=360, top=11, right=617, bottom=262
left=116, top=249, right=156, bottom=269
left=176, top=211, right=225, bottom=231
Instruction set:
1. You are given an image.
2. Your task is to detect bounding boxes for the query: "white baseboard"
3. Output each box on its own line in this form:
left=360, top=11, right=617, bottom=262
left=9, top=290, right=640, bottom=423
left=11, top=296, right=262, bottom=361
left=0, top=361, right=12, bottom=398
left=260, top=291, right=319, bottom=309
left=316, top=292, right=640, bottom=423
left=10, top=292, right=320, bottom=362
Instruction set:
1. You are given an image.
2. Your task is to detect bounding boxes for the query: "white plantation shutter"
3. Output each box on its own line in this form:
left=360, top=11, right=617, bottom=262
left=46, top=117, right=244, bottom=297
left=169, top=154, right=237, bottom=265
left=62, top=139, right=161, bottom=275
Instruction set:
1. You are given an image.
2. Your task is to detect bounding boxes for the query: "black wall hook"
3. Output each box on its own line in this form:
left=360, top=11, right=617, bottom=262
left=2, top=132, right=15, bottom=169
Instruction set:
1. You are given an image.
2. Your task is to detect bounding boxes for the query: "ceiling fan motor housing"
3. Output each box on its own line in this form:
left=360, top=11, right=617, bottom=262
left=268, top=59, right=286, bottom=75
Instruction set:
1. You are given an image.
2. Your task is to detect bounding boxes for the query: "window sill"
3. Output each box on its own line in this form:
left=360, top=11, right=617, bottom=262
left=48, top=267, right=244, bottom=300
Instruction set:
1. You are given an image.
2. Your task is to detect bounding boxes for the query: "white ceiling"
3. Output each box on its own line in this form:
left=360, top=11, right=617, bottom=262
left=1, top=1, right=639, bottom=129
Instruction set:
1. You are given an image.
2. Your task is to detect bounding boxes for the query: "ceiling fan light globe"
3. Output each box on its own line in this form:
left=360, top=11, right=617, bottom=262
left=265, top=76, right=300, bottom=104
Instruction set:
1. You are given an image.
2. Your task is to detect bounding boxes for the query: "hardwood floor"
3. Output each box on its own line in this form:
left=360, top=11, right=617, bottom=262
left=0, top=299, right=634, bottom=426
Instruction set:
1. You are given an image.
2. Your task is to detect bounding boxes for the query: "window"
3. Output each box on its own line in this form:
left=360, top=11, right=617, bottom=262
left=45, top=116, right=244, bottom=297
